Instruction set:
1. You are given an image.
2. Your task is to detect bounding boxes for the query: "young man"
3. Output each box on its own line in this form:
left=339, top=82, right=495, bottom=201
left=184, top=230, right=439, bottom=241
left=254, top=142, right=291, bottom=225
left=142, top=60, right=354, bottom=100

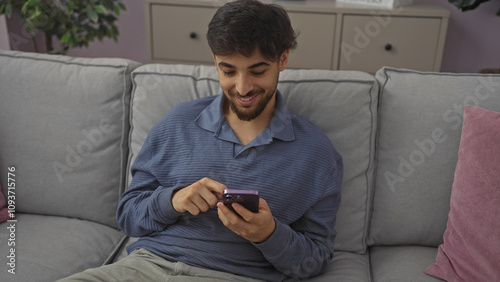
left=60, top=0, right=342, bottom=281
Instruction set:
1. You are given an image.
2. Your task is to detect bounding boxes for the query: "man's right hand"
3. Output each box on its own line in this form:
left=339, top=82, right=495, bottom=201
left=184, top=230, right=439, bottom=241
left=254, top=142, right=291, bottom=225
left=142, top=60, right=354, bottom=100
left=171, top=178, right=227, bottom=216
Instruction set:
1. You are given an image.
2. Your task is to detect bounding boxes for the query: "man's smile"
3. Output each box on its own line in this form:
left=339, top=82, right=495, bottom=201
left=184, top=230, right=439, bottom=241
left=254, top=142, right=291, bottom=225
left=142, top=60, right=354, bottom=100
left=237, top=93, right=259, bottom=107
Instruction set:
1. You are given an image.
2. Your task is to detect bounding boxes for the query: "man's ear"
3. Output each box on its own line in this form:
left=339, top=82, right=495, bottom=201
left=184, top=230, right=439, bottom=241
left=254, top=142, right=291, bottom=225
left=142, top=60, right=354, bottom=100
left=279, top=50, right=290, bottom=71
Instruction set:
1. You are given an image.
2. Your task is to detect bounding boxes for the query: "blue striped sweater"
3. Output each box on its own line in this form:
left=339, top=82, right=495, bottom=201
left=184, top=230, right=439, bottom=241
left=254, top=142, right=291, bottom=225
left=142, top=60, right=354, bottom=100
left=117, top=92, right=342, bottom=281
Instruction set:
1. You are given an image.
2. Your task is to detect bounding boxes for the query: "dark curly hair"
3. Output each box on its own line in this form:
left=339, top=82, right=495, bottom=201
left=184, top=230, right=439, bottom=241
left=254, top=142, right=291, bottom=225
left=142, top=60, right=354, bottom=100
left=207, top=0, right=298, bottom=62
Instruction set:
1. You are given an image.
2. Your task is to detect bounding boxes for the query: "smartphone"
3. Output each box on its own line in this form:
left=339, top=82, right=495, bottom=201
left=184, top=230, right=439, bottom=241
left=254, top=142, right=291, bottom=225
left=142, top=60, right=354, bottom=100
left=222, top=189, right=260, bottom=214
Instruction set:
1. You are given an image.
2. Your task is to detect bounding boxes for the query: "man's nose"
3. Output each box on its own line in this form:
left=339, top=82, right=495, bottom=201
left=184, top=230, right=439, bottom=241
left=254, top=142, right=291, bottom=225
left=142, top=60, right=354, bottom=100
left=235, top=75, right=253, bottom=96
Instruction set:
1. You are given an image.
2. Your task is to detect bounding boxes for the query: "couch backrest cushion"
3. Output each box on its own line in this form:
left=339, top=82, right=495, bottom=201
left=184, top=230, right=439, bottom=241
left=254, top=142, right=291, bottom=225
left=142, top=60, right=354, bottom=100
left=128, top=64, right=378, bottom=253
left=0, top=50, right=140, bottom=228
left=127, top=64, right=222, bottom=188
left=369, top=67, right=500, bottom=246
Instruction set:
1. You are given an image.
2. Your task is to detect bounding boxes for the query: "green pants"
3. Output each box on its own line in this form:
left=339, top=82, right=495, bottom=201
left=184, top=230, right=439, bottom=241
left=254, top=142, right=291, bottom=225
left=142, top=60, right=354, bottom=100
left=57, top=248, right=264, bottom=282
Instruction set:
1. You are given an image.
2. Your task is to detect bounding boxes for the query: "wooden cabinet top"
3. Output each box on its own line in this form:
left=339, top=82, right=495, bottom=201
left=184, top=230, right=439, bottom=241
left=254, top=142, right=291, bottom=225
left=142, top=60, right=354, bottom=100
left=144, top=0, right=450, bottom=18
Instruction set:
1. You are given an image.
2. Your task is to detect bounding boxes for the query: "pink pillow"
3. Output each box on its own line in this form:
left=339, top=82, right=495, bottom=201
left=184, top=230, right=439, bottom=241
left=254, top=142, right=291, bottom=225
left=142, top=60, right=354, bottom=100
left=0, top=184, right=9, bottom=223
left=425, top=106, right=500, bottom=281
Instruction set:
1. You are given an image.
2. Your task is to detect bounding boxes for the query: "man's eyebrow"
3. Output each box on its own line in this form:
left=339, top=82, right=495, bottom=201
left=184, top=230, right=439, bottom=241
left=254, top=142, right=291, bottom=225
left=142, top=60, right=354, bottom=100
left=218, top=61, right=235, bottom=69
left=217, top=61, right=270, bottom=69
left=248, top=62, right=270, bottom=69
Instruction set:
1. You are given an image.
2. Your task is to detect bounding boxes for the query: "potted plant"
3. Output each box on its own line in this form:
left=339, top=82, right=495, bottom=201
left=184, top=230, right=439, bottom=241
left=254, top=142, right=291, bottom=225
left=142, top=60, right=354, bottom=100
left=448, top=0, right=499, bottom=15
left=0, top=0, right=126, bottom=54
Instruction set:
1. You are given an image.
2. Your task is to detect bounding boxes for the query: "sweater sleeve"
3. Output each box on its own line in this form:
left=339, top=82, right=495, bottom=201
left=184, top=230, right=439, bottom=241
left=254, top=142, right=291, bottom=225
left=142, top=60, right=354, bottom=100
left=116, top=134, right=184, bottom=237
left=253, top=155, right=343, bottom=279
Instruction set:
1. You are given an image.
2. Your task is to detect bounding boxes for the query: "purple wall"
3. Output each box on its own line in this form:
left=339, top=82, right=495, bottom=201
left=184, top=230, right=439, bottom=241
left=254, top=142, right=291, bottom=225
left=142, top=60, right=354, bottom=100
left=414, top=0, right=500, bottom=73
left=5, top=0, right=500, bottom=73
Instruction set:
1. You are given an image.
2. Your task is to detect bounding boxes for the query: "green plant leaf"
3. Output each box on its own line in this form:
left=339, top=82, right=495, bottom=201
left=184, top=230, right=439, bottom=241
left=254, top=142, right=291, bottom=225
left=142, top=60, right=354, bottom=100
left=97, top=28, right=104, bottom=40
left=25, top=23, right=35, bottom=36
left=21, top=2, right=30, bottom=15
left=118, top=2, right=126, bottom=11
left=33, top=5, right=41, bottom=18
left=0, top=5, right=5, bottom=15
left=112, top=25, right=119, bottom=41
left=94, top=5, right=107, bottom=14
left=102, top=0, right=113, bottom=10
left=5, top=3, right=12, bottom=17
left=68, top=0, right=75, bottom=14
left=60, top=33, right=70, bottom=43
left=87, top=7, right=98, bottom=23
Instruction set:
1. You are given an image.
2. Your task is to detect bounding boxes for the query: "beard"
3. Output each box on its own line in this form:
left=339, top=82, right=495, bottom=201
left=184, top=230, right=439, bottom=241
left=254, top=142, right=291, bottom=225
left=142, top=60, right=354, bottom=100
left=226, top=87, right=276, bottom=121
left=225, top=79, right=279, bottom=122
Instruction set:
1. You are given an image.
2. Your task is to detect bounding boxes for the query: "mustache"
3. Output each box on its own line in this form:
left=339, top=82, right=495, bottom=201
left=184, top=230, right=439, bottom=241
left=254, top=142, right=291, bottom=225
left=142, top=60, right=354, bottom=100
left=228, top=88, right=265, bottom=97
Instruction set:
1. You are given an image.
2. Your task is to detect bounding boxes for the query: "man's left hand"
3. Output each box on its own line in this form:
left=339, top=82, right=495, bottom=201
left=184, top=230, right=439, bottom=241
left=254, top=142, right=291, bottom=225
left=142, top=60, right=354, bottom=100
left=217, top=198, right=276, bottom=243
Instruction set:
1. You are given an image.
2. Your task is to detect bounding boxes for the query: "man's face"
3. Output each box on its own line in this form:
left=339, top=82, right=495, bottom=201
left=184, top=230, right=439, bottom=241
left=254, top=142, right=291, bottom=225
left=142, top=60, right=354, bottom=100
left=214, top=50, right=289, bottom=121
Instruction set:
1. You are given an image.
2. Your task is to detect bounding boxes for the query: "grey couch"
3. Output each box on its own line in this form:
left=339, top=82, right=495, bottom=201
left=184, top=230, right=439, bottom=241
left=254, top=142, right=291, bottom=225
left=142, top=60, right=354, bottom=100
left=0, top=49, right=499, bottom=281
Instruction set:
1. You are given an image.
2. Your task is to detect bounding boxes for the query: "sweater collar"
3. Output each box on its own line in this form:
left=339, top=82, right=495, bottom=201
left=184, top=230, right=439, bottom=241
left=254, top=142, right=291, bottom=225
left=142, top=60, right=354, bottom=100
left=195, top=91, right=295, bottom=145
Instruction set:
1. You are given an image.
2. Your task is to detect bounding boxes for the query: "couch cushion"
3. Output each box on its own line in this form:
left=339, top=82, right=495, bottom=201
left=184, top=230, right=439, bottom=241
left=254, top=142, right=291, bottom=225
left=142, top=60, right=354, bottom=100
left=277, top=69, right=378, bottom=253
left=128, top=64, right=378, bottom=253
left=112, top=236, right=140, bottom=263
left=127, top=64, right=222, bottom=190
left=425, top=106, right=500, bottom=281
left=370, top=246, right=441, bottom=282
left=0, top=50, right=140, bottom=228
left=0, top=214, right=125, bottom=282
left=369, top=67, right=500, bottom=246
left=301, top=252, right=370, bottom=282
